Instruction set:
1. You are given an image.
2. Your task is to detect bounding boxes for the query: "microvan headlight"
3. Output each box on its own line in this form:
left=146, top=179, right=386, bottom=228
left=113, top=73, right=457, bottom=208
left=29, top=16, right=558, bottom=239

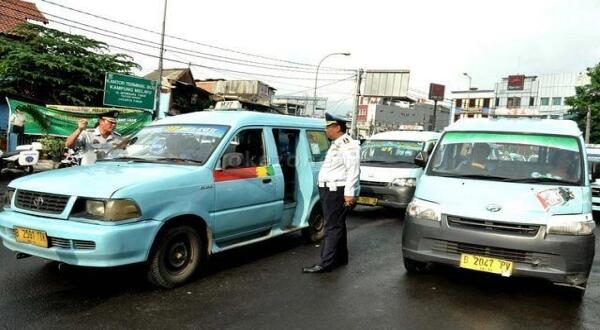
left=546, top=213, right=595, bottom=236
left=391, top=178, right=417, bottom=187
left=4, top=188, right=15, bottom=207
left=406, top=198, right=441, bottom=222
left=80, top=199, right=141, bottom=221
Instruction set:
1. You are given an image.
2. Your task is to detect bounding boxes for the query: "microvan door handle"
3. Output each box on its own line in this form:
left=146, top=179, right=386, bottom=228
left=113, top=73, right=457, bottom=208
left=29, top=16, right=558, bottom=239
left=262, top=178, right=272, bottom=184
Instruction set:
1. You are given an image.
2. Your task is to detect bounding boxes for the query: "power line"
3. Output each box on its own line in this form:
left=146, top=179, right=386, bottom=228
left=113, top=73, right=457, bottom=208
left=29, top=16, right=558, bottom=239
left=39, top=0, right=354, bottom=72
left=0, top=5, right=350, bottom=82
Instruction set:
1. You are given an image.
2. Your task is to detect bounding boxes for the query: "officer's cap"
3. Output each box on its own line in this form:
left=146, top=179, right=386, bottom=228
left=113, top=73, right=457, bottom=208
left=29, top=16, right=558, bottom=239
left=98, top=110, right=119, bottom=123
left=325, top=112, right=349, bottom=127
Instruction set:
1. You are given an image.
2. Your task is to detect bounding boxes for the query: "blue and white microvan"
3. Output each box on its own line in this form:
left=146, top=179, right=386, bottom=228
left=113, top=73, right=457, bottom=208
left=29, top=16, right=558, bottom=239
left=358, top=131, right=439, bottom=208
left=0, top=111, right=329, bottom=287
left=402, top=118, right=596, bottom=297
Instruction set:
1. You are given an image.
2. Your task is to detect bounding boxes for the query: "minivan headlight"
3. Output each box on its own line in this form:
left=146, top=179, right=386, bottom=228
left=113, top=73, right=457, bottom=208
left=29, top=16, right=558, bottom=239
left=391, top=178, right=417, bottom=187
left=407, top=198, right=441, bottom=221
left=547, top=213, right=595, bottom=236
left=4, top=188, right=15, bottom=208
left=78, top=199, right=141, bottom=221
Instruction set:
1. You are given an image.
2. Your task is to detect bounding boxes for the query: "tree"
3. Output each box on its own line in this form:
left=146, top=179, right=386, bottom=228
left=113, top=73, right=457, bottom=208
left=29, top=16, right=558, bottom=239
left=566, top=63, right=600, bottom=144
left=0, top=23, right=140, bottom=106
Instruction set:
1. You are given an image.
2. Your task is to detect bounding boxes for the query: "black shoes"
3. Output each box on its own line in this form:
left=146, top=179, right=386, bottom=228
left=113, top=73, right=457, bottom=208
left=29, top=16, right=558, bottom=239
left=302, top=264, right=331, bottom=273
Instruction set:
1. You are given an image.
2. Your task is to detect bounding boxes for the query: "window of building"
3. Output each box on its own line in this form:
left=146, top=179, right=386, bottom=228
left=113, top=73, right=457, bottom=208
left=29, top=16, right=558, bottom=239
left=552, top=97, right=562, bottom=106
left=482, top=98, right=490, bottom=108
left=529, top=97, right=535, bottom=106
left=468, top=99, right=476, bottom=108
left=507, top=97, right=521, bottom=108
left=540, top=97, right=550, bottom=106
left=455, top=99, right=462, bottom=108
left=495, top=98, right=500, bottom=107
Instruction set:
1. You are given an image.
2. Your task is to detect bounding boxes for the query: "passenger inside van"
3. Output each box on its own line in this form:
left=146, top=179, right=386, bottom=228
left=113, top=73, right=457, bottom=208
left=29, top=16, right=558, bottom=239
left=456, top=143, right=493, bottom=174
left=549, top=149, right=579, bottom=181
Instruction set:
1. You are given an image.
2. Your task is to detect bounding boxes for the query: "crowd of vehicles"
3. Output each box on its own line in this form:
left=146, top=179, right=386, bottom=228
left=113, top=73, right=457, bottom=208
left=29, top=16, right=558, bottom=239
left=0, top=112, right=596, bottom=297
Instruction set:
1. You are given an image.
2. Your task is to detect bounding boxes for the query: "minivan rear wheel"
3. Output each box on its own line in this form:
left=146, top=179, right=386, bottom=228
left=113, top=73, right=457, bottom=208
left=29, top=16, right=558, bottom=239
left=147, top=225, right=203, bottom=288
left=302, top=206, right=325, bottom=243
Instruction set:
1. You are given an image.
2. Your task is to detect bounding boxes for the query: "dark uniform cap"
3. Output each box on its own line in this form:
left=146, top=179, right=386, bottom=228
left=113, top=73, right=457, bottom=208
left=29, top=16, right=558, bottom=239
left=98, top=110, right=119, bottom=123
left=325, top=112, right=349, bottom=127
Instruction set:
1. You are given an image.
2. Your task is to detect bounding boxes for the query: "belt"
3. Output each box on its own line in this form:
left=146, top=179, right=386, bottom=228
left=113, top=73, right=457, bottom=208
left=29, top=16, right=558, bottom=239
left=318, top=181, right=345, bottom=188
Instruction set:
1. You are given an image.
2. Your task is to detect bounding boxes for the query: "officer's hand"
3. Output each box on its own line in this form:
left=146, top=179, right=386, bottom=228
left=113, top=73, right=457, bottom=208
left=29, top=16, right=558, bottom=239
left=77, top=119, right=88, bottom=131
left=344, top=196, right=355, bottom=207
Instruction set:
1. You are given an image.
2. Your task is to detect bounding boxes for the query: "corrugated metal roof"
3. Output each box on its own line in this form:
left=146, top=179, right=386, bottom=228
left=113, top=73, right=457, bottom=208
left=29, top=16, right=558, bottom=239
left=0, top=0, right=47, bottom=34
left=446, top=118, right=582, bottom=137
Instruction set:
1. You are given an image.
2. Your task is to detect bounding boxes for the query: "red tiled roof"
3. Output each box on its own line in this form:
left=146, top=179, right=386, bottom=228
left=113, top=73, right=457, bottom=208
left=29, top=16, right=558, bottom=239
left=0, top=0, right=48, bottom=34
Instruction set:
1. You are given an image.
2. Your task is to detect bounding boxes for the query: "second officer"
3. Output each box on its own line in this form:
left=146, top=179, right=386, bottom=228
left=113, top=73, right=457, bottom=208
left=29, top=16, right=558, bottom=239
left=303, top=112, right=360, bottom=273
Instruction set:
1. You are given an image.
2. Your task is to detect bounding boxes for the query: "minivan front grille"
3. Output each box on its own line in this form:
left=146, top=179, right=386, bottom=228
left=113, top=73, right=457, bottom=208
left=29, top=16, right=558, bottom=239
left=432, top=240, right=552, bottom=266
left=447, top=216, right=540, bottom=237
left=360, top=180, right=388, bottom=187
left=15, top=190, right=69, bottom=214
left=592, top=187, right=600, bottom=198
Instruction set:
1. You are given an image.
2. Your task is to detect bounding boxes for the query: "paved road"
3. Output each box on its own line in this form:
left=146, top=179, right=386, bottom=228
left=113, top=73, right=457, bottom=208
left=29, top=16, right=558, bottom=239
left=0, top=176, right=599, bottom=329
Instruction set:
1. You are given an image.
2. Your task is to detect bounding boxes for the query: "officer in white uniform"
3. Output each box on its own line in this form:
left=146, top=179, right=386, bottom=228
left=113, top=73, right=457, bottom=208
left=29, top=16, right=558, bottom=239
left=65, top=111, right=122, bottom=166
left=303, top=113, right=360, bottom=273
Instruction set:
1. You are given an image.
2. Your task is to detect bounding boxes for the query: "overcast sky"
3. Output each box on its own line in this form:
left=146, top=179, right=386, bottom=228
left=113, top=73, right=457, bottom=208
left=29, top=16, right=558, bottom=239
left=34, top=0, right=600, bottom=114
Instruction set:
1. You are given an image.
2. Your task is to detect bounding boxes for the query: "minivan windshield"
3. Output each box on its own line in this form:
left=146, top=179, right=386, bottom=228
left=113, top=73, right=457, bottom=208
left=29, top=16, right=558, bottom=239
left=428, top=132, right=583, bottom=185
left=361, top=140, right=424, bottom=167
left=106, top=124, right=229, bottom=164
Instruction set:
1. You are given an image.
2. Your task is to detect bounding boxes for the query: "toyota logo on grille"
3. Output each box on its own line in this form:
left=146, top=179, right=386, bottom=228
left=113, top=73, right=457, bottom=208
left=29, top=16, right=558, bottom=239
left=486, top=204, right=502, bottom=212
left=32, top=196, right=44, bottom=208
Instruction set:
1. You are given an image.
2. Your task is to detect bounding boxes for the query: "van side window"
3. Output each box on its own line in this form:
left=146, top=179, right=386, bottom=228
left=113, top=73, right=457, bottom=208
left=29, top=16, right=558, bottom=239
left=307, top=130, right=330, bottom=162
left=225, top=129, right=266, bottom=167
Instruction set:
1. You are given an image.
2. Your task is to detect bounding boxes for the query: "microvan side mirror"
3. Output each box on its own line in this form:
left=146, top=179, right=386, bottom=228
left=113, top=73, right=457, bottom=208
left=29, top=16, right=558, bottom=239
left=414, top=151, right=429, bottom=168
left=222, top=152, right=244, bottom=169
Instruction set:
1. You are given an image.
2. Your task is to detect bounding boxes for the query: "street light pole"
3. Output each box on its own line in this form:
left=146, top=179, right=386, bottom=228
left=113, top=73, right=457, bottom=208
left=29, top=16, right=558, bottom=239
left=154, top=0, right=168, bottom=120
left=313, top=52, right=350, bottom=116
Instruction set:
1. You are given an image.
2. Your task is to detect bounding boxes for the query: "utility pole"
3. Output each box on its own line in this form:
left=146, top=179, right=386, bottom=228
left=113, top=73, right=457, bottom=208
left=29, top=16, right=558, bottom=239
left=154, top=0, right=168, bottom=120
left=432, top=100, right=438, bottom=131
left=351, top=69, right=363, bottom=139
left=585, top=104, right=591, bottom=144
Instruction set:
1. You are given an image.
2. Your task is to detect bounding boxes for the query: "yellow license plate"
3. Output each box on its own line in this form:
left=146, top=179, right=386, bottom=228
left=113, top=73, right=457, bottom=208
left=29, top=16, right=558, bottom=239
left=459, top=253, right=513, bottom=277
left=357, top=196, right=378, bottom=206
left=14, top=227, right=48, bottom=248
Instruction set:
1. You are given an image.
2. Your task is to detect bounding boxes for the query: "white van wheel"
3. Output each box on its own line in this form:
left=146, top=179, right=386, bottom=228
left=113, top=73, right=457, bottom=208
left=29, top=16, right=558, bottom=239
left=302, top=206, right=325, bottom=243
left=147, top=225, right=203, bottom=288
left=403, top=256, right=428, bottom=274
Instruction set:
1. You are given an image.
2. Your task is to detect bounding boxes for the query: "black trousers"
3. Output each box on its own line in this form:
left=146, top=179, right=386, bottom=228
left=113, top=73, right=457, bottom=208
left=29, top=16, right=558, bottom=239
left=319, top=187, right=349, bottom=268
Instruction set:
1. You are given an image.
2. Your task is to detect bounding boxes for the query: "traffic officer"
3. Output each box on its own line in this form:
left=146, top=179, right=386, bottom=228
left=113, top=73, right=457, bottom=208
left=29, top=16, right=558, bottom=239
left=65, top=110, right=122, bottom=166
left=303, top=112, right=360, bottom=273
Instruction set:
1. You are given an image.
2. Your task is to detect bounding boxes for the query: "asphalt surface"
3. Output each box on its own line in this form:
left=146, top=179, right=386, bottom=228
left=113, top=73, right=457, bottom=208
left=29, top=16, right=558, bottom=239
left=0, top=175, right=599, bottom=330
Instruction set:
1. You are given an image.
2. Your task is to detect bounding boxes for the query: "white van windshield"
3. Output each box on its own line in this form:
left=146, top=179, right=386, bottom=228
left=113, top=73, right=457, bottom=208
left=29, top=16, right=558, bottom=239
left=107, top=124, right=229, bottom=165
left=361, top=140, right=424, bottom=167
left=428, top=132, right=583, bottom=185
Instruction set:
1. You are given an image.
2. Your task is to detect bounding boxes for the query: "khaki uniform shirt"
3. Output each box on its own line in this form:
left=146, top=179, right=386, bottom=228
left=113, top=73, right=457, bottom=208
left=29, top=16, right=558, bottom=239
left=76, top=128, right=121, bottom=166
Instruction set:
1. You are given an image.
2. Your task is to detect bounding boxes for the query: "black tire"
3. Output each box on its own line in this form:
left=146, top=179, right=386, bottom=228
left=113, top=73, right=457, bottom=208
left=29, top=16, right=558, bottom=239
left=25, top=165, right=34, bottom=174
left=302, top=205, right=325, bottom=243
left=403, top=256, right=428, bottom=274
left=147, top=225, right=203, bottom=288
left=557, top=285, right=586, bottom=301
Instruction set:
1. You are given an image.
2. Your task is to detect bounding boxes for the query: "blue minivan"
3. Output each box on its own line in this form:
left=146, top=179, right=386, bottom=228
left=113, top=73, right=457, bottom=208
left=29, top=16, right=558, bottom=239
left=0, top=111, right=329, bottom=287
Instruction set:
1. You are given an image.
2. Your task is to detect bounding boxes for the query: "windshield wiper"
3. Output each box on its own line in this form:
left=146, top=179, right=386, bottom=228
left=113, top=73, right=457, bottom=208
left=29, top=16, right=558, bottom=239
left=101, top=156, right=152, bottom=162
left=361, top=160, right=386, bottom=163
left=502, top=177, right=577, bottom=185
left=383, top=160, right=415, bottom=164
left=154, top=157, right=204, bottom=164
left=433, top=173, right=508, bottom=181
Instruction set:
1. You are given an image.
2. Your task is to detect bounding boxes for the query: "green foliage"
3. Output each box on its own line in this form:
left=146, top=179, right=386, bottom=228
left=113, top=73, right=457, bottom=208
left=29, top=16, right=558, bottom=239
left=0, top=23, right=140, bottom=106
left=566, top=63, right=600, bottom=143
left=39, top=135, right=65, bottom=160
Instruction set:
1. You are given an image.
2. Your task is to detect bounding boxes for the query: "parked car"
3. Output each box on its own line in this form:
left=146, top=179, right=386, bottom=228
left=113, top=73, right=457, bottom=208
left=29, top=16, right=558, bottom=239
left=403, top=118, right=595, bottom=298
left=0, top=111, right=328, bottom=288
left=357, top=131, right=439, bottom=208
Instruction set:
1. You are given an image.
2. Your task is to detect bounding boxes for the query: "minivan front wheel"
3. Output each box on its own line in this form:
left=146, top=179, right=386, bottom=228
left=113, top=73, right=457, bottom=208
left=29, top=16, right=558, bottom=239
left=403, top=256, right=428, bottom=274
left=147, top=225, right=203, bottom=288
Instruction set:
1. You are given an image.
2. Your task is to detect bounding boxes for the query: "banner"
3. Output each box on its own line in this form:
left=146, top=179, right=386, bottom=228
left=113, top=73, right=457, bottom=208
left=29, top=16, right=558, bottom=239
left=6, top=98, right=152, bottom=137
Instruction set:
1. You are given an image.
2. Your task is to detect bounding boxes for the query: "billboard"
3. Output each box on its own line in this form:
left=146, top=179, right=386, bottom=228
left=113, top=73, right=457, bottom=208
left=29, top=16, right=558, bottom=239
left=507, top=75, right=525, bottom=91
left=428, top=83, right=445, bottom=101
left=103, top=73, right=157, bottom=110
left=363, top=70, right=410, bottom=98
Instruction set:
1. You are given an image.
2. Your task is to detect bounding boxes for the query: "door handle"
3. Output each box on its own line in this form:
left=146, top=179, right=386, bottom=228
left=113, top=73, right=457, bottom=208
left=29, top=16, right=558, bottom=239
left=262, top=178, right=272, bottom=184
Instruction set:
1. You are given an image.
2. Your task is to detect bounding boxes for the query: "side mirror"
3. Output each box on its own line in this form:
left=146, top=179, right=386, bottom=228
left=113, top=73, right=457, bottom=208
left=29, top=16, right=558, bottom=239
left=222, top=152, right=244, bottom=169
left=414, top=151, right=429, bottom=168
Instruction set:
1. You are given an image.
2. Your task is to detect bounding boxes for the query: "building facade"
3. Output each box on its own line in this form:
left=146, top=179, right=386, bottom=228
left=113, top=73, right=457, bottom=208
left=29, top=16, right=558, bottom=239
left=451, top=89, right=494, bottom=122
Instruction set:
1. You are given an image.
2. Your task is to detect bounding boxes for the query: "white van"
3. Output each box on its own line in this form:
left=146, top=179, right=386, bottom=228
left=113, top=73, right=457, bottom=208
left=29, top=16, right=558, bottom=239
left=357, top=131, right=440, bottom=208
left=587, top=144, right=600, bottom=211
left=402, top=118, right=595, bottom=297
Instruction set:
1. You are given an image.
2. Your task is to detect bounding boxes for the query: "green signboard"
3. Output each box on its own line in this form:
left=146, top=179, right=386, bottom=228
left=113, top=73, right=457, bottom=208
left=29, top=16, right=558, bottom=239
left=103, top=72, right=157, bottom=110
left=7, top=98, right=152, bottom=137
